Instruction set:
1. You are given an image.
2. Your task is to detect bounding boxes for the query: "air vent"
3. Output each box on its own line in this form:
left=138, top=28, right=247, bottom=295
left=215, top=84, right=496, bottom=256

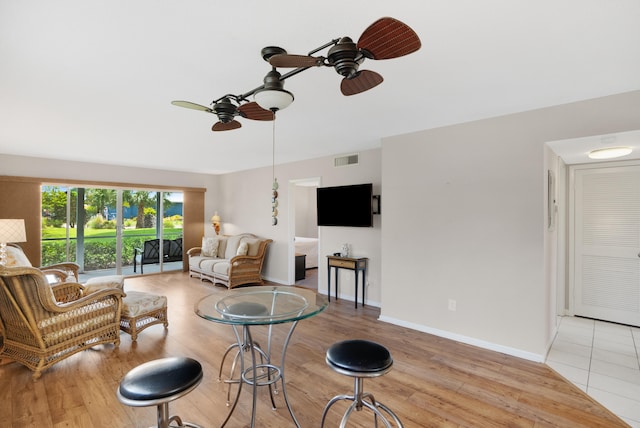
left=334, top=153, right=359, bottom=167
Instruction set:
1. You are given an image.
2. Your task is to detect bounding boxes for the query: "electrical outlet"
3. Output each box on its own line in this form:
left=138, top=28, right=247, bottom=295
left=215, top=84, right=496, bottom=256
left=448, top=299, right=457, bottom=311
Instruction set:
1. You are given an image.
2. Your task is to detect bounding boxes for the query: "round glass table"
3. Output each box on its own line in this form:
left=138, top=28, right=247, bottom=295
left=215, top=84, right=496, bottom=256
left=195, top=286, right=328, bottom=427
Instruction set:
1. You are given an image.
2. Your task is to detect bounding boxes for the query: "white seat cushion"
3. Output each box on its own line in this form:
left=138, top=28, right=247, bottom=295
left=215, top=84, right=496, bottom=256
left=189, top=255, right=216, bottom=269
left=122, top=291, right=167, bottom=317
left=199, top=258, right=228, bottom=272
left=212, top=261, right=230, bottom=276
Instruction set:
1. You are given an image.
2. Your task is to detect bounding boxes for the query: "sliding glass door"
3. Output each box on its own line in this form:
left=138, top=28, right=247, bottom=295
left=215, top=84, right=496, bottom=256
left=42, top=185, right=183, bottom=280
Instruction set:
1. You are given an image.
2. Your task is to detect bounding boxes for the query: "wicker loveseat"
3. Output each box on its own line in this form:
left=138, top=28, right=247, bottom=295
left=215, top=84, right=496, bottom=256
left=0, top=266, right=124, bottom=379
left=187, top=233, right=272, bottom=289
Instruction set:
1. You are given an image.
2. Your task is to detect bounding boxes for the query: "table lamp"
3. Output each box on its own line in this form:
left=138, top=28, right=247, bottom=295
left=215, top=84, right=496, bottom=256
left=0, top=219, right=27, bottom=266
left=211, top=212, right=221, bottom=235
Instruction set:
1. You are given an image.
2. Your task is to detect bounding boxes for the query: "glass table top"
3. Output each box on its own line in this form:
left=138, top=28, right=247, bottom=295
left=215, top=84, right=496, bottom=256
left=195, top=285, right=329, bottom=325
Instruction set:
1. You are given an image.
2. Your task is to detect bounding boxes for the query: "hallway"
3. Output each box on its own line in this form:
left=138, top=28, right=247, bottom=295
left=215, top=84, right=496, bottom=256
left=547, top=316, right=640, bottom=426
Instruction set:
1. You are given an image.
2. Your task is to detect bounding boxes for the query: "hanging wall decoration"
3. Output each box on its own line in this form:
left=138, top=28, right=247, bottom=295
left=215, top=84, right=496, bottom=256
left=271, top=112, right=279, bottom=225
left=272, top=179, right=279, bottom=225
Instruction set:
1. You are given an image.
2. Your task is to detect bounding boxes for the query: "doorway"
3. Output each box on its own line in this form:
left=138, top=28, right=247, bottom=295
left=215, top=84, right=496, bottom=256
left=288, top=177, right=320, bottom=287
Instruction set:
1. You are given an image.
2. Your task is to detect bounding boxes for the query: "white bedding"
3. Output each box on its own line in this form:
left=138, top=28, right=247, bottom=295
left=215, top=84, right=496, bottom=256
left=294, top=237, right=318, bottom=269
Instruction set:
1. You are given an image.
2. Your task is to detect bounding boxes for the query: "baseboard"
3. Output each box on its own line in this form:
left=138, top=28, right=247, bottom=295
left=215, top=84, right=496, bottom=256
left=378, top=314, right=545, bottom=363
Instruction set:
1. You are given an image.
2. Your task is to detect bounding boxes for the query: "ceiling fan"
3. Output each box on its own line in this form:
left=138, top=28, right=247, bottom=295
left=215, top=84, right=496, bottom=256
left=170, top=97, right=273, bottom=132
left=268, top=17, right=421, bottom=96
left=171, top=17, right=421, bottom=132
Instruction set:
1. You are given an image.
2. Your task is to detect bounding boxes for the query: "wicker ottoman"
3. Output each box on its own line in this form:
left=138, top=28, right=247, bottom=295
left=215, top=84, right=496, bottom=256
left=120, top=291, right=168, bottom=342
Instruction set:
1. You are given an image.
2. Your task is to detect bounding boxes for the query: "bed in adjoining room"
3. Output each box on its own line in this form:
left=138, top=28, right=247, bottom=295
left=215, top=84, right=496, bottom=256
left=294, top=237, right=318, bottom=269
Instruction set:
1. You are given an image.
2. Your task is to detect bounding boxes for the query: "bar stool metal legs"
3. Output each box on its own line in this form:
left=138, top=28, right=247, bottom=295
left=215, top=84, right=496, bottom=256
left=117, top=357, right=204, bottom=428
left=320, top=340, right=404, bottom=428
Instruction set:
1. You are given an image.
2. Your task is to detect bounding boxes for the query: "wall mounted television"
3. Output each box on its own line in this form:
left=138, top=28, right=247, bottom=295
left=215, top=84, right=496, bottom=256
left=316, top=183, right=373, bottom=227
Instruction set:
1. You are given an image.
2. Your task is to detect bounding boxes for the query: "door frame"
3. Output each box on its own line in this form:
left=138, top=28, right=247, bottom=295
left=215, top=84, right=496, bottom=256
left=568, top=158, right=640, bottom=317
left=287, top=177, right=321, bottom=284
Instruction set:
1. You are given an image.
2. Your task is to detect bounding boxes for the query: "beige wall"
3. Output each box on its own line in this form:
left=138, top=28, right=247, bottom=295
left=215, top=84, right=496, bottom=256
left=380, top=90, right=640, bottom=360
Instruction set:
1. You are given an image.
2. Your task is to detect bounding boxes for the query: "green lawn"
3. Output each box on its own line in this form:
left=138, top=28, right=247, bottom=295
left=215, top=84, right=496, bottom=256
left=42, top=227, right=182, bottom=240
left=41, top=227, right=184, bottom=267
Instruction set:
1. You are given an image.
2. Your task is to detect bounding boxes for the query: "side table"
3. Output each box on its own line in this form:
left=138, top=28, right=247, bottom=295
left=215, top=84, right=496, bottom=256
left=327, top=256, right=368, bottom=308
left=195, top=286, right=328, bottom=428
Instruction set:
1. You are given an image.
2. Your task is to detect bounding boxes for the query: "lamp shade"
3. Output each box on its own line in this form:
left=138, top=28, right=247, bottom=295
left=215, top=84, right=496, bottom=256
left=0, top=219, right=26, bottom=243
left=254, top=88, right=294, bottom=111
left=211, top=212, right=221, bottom=224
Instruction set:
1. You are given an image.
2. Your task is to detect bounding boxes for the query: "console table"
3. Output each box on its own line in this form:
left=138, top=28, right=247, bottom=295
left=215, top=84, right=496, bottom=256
left=327, top=256, right=368, bottom=308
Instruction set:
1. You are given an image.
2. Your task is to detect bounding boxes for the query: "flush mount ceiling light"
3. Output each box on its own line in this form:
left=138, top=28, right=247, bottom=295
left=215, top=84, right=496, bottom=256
left=588, top=146, right=633, bottom=160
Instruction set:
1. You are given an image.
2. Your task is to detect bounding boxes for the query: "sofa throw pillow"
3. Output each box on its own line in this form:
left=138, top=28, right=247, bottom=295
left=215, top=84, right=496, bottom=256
left=201, top=237, right=219, bottom=257
left=243, top=238, right=261, bottom=256
left=236, top=241, right=248, bottom=256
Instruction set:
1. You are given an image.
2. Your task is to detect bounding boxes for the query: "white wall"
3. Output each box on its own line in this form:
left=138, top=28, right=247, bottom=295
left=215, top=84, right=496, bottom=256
left=219, top=149, right=382, bottom=304
left=380, top=90, right=640, bottom=360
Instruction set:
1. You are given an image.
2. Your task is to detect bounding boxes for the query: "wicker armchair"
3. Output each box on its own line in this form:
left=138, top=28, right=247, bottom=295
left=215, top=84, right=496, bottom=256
left=0, top=266, right=124, bottom=380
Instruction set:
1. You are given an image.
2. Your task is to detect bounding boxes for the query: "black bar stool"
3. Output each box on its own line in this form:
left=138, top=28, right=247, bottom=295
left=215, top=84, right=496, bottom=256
left=321, top=340, right=404, bottom=428
left=117, top=356, right=204, bottom=428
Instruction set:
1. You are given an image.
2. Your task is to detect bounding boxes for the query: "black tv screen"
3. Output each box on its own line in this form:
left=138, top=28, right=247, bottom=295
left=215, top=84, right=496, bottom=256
left=317, top=183, right=373, bottom=227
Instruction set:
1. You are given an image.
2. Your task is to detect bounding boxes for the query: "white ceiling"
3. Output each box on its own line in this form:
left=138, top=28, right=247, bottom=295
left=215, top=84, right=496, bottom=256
left=1, top=1, right=639, bottom=174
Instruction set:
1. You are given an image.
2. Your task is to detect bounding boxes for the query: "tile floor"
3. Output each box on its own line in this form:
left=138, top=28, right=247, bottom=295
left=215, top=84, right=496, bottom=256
left=546, top=316, right=640, bottom=426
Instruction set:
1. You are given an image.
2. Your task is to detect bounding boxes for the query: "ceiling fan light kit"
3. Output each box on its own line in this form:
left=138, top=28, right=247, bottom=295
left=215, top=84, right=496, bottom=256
left=172, top=17, right=421, bottom=132
left=253, top=69, right=294, bottom=111
left=254, top=88, right=294, bottom=112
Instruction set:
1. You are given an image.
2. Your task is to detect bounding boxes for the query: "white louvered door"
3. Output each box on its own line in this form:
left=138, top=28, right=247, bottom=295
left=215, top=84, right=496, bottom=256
left=574, top=165, right=640, bottom=327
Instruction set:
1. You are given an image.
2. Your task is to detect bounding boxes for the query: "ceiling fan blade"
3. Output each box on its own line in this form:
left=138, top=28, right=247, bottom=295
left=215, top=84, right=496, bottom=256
left=357, top=17, right=421, bottom=60
left=171, top=100, right=214, bottom=113
left=340, top=70, right=384, bottom=96
left=269, top=54, right=322, bottom=68
left=212, top=120, right=241, bottom=132
left=238, top=102, right=275, bottom=121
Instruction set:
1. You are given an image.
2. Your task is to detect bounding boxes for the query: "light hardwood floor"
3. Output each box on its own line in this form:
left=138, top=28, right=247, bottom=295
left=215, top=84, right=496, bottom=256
left=0, top=271, right=629, bottom=427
